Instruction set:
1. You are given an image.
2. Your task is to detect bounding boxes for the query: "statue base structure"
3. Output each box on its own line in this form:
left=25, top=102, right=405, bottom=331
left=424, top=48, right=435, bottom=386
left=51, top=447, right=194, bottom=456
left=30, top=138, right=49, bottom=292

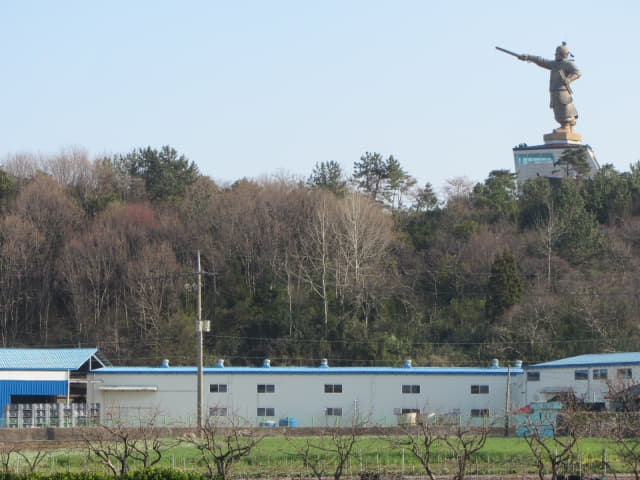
left=543, top=126, right=583, bottom=144
left=512, top=128, right=599, bottom=185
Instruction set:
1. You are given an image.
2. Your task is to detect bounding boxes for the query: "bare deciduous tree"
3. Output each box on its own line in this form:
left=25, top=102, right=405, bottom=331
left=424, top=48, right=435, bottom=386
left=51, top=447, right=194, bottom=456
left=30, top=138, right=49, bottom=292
left=84, top=407, right=175, bottom=476
left=442, top=421, right=491, bottom=480
left=183, top=414, right=262, bottom=480
left=610, top=412, right=640, bottom=480
left=0, top=443, right=18, bottom=472
left=335, top=192, right=394, bottom=335
left=298, top=191, right=339, bottom=333
left=0, top=215, right=39, bottom=346
left=601, top=375, right=640, bottom=480
left=521, top=402, right=588, bottom=480
left=42, top=147, right=93, bottom=197
left=4, top=174, right=82, bottom=344
left=443, top=176, right=474, bottom=209
left=285, top=417, right=363, bottom=480
left=16, top=449, right=48, bottom=473
left=389, top=412, right=440, bottom=480
left=1, top=152, right=39, bottom=184
left=125, top=241, right=181, bottom=349
left=607, top=372, right=640, bottom=413
left=530, top=201, right=565, bottom=291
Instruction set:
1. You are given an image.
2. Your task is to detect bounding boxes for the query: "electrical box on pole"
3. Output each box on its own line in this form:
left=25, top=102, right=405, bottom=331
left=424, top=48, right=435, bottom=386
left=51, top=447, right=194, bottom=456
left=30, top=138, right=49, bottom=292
left=195, top=321, right=211, bottom=332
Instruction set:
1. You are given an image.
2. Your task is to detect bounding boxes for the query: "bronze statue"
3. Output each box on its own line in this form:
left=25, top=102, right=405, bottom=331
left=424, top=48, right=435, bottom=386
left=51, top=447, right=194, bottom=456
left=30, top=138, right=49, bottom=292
left=497, top=43, right=581, bottom=133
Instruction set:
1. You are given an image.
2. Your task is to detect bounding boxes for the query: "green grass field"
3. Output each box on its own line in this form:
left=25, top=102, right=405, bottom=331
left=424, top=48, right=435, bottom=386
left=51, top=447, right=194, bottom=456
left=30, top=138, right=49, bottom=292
left=8, top=435, right=626, bottom=477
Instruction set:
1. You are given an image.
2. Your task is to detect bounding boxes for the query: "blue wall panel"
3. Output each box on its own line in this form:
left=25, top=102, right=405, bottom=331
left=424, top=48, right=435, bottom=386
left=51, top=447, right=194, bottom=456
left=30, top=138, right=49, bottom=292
left=0, top=380, right=67, bottom=426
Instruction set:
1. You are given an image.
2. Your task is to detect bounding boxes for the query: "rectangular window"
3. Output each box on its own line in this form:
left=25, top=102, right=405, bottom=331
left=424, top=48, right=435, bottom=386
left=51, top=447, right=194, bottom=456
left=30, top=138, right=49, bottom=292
left=527, top=372, right=540, bottom=382
left=209, top=384, right=228, bottom=393
left=257, top=407, right=275, bottom=417
left=470, top=409, right=489, bottom=417
left=593, top=369, right=608, bottom=380
left=257, top=384, right=275, bottom=393
left=471, top=385, right=489, bottom=394
left=618, top=368, right=633, bottom=379
left=325, top=407, right=342, bottom=416
left=324, top=384, right=343, bottom=393
left=394, top=408, right=421, bottom=415
left=402, top=385, right=420, bottom=394
left=575, top=370, right=589, bottom=380
left=209, top=407, right=227, bottom=416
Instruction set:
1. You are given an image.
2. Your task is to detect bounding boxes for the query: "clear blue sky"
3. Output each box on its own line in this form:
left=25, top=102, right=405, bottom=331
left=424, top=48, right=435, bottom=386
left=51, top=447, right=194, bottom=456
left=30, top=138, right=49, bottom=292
left=2, top=1, right=638, bottom=196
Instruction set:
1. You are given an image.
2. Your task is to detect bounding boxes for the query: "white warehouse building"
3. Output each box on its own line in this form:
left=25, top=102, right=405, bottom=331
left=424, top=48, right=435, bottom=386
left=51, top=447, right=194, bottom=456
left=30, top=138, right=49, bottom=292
left=88, top=358, right=525, bottom=427
left=522, top=352, right=640, bottom=408
left=5, top=350, right=640, bottom=428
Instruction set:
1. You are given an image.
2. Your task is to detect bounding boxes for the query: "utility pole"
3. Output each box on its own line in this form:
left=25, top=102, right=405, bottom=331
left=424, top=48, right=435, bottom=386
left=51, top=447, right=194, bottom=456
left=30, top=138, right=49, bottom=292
left=504, top=364, right=511, bottom=437
left=195, top=250, right=210, bottom=430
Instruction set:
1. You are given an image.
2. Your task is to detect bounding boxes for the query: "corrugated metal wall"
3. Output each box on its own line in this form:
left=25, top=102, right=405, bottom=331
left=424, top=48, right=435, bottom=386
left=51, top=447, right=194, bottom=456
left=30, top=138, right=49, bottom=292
left=0, top=380, right=67, bottom=426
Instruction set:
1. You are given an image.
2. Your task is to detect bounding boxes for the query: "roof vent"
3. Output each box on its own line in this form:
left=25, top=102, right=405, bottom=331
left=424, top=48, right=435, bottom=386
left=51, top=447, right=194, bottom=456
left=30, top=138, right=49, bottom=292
left=514, top=360, right=523, bottom=368
left=320, top=358, right=329, bottom=368
left=491, top=358, right=499, bottom=368
left=216, top=359, right=225, bottom=368
left=161, top=359, right=170, bottom=368
left=404, top=359, right=412, bottom=368
left=263, top=359, right=271, bottom=368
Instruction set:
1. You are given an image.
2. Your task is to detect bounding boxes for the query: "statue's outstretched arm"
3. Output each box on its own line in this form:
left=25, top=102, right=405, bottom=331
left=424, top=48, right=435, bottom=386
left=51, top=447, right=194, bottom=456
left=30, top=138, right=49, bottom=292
left=520, top=54, right=552, bottom=70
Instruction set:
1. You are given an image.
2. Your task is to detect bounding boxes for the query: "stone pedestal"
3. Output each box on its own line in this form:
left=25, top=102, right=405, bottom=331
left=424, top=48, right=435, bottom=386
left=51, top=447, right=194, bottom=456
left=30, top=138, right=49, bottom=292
left=543, top=127, right=582, bottom=144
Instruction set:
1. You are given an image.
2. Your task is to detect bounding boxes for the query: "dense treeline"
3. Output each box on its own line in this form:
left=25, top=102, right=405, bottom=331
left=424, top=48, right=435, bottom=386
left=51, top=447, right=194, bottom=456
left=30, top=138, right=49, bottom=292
left=1, top=146, right=640, bottom=367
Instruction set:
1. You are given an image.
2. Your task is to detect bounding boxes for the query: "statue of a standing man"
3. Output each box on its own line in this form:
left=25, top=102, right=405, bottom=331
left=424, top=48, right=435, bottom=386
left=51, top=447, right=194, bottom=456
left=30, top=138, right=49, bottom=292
left=517, top=42, right=581, bottom=133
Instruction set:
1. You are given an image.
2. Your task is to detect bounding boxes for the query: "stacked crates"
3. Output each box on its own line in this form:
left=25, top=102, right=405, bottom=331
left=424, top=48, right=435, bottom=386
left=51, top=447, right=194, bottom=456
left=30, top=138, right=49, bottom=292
left=6, top=404, right=19, bottom=428
left=1, top=403, right=100, bottom=428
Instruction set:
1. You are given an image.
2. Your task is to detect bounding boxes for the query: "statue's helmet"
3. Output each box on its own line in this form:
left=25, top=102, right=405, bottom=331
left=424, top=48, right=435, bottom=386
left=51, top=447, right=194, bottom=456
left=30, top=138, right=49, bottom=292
left=555, top=41, right=570, bottom=60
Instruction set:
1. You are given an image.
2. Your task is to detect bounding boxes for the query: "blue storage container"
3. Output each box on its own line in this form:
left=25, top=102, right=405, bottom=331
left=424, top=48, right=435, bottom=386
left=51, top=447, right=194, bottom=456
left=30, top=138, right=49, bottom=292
left=279, top=417, right=298, bottom=427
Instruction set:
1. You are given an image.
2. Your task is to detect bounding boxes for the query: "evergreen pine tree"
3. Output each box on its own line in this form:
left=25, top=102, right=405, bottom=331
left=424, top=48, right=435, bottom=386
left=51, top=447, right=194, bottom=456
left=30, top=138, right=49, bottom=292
left=485, top=251, right=523, bottom=319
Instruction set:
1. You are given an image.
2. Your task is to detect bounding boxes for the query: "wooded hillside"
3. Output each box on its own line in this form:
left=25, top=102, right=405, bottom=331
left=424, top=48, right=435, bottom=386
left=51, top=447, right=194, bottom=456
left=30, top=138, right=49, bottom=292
left=1, top=147, right=639, bottom=367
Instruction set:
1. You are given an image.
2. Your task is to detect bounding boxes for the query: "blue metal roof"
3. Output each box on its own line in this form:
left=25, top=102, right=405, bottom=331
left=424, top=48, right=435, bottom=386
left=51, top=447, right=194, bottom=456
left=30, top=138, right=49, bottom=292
left=0, top=348, right=104, bottom=370
left=529, top=352, right=640, bottom=369
left=93, top=365, right=523, bottom=376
